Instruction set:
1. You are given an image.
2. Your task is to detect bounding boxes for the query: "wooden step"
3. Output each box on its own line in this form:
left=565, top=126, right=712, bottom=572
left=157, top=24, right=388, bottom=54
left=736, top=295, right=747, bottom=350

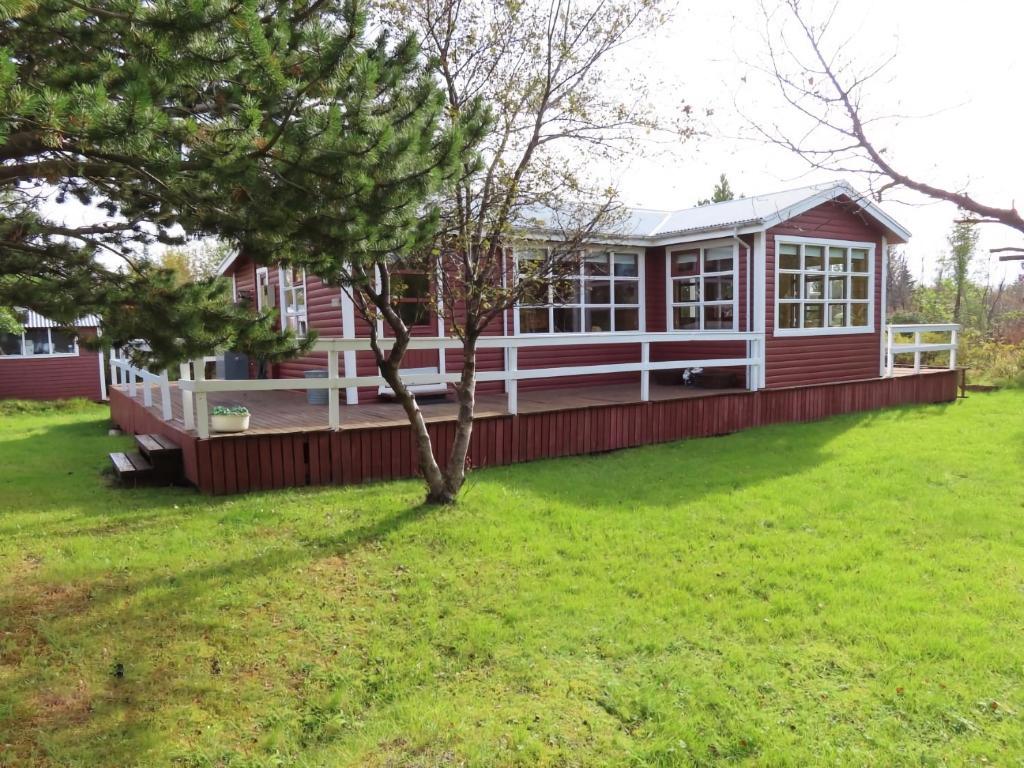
left=129, top=434, right=184, bottom=485
left=109, top=450, right=154, bottom=485
left=134, top=433, right=181, bottom=456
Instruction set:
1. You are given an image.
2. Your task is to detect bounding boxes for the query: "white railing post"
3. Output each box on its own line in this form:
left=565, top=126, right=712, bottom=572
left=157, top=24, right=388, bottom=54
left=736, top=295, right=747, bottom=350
left=160, top=369, right=172, bottom=421
left=128, top=366, right=138, bottom=398
left=640, top=341, right=650, bottom=401
left=913, top=330, right=922, bottom=372
left=327, top=349, right=340, bottom=429
left=109, top=350, right=119, bottom=386
left=747, top=337, right=759, bottom=392
left=193, top=358, right=209, bottom=439
left=142, top=368, right=153, bottom=407
left=507, top=346, right=518, bottom=415
left=179, top=362, right=195, bottom=431
left=949, top=327, right=958, bottom=370
left=885, top=326, right=894, bottom=377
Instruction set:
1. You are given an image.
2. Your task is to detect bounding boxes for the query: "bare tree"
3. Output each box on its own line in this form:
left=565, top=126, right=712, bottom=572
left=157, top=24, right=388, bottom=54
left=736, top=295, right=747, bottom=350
left=346, top=0, right=690, bottom=504
left=750, top=0, right=1024, bottom=235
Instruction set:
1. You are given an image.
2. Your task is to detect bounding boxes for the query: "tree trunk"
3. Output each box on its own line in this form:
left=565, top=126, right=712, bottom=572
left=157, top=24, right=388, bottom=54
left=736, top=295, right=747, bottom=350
left=442, top=333, right=479, bottom=501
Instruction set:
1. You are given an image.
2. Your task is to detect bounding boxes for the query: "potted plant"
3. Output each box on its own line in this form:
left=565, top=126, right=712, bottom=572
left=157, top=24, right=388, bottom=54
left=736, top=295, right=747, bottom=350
left=210, top=405, right=250, bottom=433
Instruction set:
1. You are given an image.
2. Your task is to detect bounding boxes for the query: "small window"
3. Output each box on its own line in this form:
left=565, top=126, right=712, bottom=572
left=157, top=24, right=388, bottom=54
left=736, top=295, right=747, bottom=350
left=281, top=267, right=308, bottom=336
left=0, top=332, right=22, bottom=355
left=668, top=243, right=737, bottom=331
left=0, top=327, right=78, bottom=357
left=50, top=330, right=77, bottom=354
left=394, top=268, right=432, bottom=328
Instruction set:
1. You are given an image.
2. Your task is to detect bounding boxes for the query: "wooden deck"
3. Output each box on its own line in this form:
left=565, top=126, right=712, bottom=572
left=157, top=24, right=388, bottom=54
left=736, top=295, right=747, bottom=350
left=113, top=380, right=750, bottom=437
left=108, top=368, right=960, bottom=495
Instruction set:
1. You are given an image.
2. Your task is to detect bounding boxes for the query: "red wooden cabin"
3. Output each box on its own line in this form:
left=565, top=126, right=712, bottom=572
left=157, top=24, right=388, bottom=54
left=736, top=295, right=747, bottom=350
left=108, top=181, right=961, bottom=494
left=0, top=310, right=106, bottom=402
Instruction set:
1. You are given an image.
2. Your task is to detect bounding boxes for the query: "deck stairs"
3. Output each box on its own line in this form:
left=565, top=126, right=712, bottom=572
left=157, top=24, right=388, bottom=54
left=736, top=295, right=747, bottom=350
left=109, top=433, right=184, bottom=487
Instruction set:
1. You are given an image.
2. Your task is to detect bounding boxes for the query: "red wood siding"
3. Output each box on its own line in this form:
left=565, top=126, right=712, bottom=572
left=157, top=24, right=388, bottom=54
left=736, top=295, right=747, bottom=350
left=765, top=198, right=886, bottom=389
left=112, top=371, right=957, bottom=495
left=0, top=330, right=103, bottom=401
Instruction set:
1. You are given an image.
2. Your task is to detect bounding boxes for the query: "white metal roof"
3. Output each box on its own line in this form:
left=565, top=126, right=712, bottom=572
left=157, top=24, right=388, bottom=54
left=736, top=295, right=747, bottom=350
left=17, top=309, right=101, bottom=328
left=521, top=181, right=912, bottom=244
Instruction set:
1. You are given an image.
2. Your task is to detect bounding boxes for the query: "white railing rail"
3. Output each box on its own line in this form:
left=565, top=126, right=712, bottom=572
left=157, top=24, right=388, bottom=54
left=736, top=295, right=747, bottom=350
left=109, top=349, right=173, bottom=421
left=172, top=331, right=765, bottom=438
left=885, top=323, right=960, bottom=376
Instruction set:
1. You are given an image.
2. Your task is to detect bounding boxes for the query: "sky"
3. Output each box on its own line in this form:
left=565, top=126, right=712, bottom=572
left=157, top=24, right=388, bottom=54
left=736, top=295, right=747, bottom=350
left=603, top=0, right=1024, bottom=285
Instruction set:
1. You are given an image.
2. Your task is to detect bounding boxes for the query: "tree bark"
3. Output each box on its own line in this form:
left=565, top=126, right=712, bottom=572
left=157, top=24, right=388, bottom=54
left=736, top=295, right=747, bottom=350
left=442, top=332, right=479, bottom=501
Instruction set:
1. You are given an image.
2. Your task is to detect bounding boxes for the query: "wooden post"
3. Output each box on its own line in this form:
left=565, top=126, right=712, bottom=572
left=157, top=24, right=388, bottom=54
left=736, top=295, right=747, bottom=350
left=747, top=337, right=759, bottom=392
left=640, top=341, right=650, bottom=401
left=507, top=345, right=518, bottom=415
left=179, top=362, right=195, bottom=431
left=142, top=370, right=153, bottom=407
left=160, top=369, right=172, bottom=421
left=949, top=328, right=958, bottom=370
left=194, top=359, right=209, bottom=439
left=913, top=330, right=922, bottom=372
left=327, top=349, right=340, bottom=429
left=109, top=350, right=119, bottom=386
left=885, top=326, right=894, bottom=377
left=128, top=366, right=137, bottom=398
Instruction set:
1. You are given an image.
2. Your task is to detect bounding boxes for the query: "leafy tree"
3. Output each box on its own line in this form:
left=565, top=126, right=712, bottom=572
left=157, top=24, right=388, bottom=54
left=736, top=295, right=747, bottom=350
left=943, top=220, right=980, bottom=323
left=1, top=0, right=468, bottom=369
left=886, top=248, right=915, bottom=317
left=697, top=173, right=738, bottom=206
left=358, top=0, right=687, bottom=503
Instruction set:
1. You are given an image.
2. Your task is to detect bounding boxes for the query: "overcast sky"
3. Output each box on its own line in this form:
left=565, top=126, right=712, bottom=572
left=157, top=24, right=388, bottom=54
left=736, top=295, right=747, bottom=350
left=606, top=0, right=1024, bottom=284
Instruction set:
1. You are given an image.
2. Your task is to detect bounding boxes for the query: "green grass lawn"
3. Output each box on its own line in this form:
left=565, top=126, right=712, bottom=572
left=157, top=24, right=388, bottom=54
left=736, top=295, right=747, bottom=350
left=1, top=393, right=1023, bottom=767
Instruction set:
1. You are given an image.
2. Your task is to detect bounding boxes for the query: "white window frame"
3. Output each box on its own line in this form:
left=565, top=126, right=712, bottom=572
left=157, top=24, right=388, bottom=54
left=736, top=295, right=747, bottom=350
left=665, top=239, right=739, bottom=332
left=0, top=327, right=80, bottom=359
left=773, top=235, right=875, bottom=337
left=255, top=267, right=271, bottom=311
left=513, top=246, right=645, bottom=335
left=279, top=266, right=309, bottom=337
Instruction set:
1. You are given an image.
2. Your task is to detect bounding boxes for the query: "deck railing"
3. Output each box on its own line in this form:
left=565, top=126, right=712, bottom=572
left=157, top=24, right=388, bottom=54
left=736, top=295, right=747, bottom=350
left=884, top=323, right=961, bottom=376
left=138, top=331, right=764, bottom=438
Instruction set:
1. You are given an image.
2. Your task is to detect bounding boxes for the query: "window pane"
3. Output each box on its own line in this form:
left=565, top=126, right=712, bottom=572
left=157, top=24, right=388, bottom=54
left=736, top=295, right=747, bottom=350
left=25, top=328, right=50, bottom=354
left=850, top=248, right=869, bottom=273
left=292, top=287, right=306, bottom=308
left=828, top=303, right=847, bottom=327
left=553, top=307, right=581, bottom=333
left=398, top=301, right=430, bottom=327
left=704, top=304, right=734, bottom=330
left=828, top=277, right=846, bottom=300
left=614, top=281, right=639, bottom=304
left=51, top=330, right=77, bottom=354
left=0, top=332, right=22, bottom=355
left=704, top=276, right=734, bottom=302
left=804, top=303, right=824, bottom=328
left=673, top=278, right=699, bottom=303
left=520, top=279, right=548, bottom=306
left=671, top=250, right=700, bottom=277
left=520, top=308, right=549, bottom=333
left=851, top=303, right=869, bottom=327
left=779, top=303, right=800, bottom=329
left=704, top=246, right=733, bottom=273
left=584, top=252, right=610, bottom=276
left=614, top=308, right=639, bottom=331
left=804, top=275, right=824, bottom=300
left=551, top=278, right=579, bottom=305
left=401, top=272, right=429, bottom=299
left=804, top=245, right=824, bottom=271
left=673, top=305, right=699, bottom=329
left=779, top=273, right=800, bottom=299
left=851, top=276, right=869, bottom=300
left=584, top=279, right=610, bottom=304
left=585, top=308, right=611, bottom=332
left=613, top=253, right=638, bottom=277
left=828, top=247, right=847, bottom=272
left=779, top=243, right=800, bottom=270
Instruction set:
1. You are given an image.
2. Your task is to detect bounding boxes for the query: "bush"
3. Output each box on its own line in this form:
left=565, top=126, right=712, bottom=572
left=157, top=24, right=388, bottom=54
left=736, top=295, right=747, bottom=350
left=958, top=330, right=1024, bottom=387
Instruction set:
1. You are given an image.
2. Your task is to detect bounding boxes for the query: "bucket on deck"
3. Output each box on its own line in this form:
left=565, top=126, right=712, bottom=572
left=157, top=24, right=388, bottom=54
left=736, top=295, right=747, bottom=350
left=305, top=370, right=329, bottom=405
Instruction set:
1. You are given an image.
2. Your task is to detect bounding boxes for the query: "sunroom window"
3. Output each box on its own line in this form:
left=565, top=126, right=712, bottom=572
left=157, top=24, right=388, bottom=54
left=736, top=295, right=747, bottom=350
left=517, top=248, right=642, bottom=334
left=281, top=266, right=308, bottom=337
left=0, top=327, right=79, bottom=357
left=668, top=244, right=737, bottom=330
left=777, top=240, right=872, bottom=332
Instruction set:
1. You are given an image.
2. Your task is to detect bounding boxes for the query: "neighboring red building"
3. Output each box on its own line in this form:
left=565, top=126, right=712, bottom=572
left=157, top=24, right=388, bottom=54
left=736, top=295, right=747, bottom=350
left=0, top=311, right=106, bottom=401
left=217, top=181, right=909, bottom=397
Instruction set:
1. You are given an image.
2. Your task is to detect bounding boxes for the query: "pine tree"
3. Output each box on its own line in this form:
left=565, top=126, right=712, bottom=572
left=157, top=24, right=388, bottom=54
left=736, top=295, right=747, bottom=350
left=697, top=174, right=738, bottom=206
left=1, top=0, right=475, bottom=368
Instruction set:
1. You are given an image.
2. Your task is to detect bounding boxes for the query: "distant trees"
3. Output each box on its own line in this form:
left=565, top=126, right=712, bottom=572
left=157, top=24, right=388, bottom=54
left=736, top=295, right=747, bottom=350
left=886, top=249, right=915, bottom=314
left=697, top=174, right=738, bottom=206
left=943, top=221, right=980, bottom=324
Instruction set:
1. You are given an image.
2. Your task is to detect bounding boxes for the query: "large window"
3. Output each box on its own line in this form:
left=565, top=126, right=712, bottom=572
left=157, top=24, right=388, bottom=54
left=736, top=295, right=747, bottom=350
left=0, top=327, right=78, bottom=357
left=280, top=266, right=308, bottom=337
left=667, top=243, right=737, bottom=330
left=516, top=248, right=642, bottom=334
left=775, top=237, right=873, bottom=334
left=393, top=267, right=432, bottom=328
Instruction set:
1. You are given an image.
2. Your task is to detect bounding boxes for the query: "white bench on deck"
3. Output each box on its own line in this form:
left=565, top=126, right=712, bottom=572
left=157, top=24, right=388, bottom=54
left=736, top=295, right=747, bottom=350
left=377, top=366, right=449, bottom=399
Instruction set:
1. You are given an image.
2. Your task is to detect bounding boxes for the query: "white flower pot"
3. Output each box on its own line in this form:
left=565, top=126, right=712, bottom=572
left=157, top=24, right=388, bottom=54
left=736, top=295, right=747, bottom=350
left=211, top=413, right=250, bottom=433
